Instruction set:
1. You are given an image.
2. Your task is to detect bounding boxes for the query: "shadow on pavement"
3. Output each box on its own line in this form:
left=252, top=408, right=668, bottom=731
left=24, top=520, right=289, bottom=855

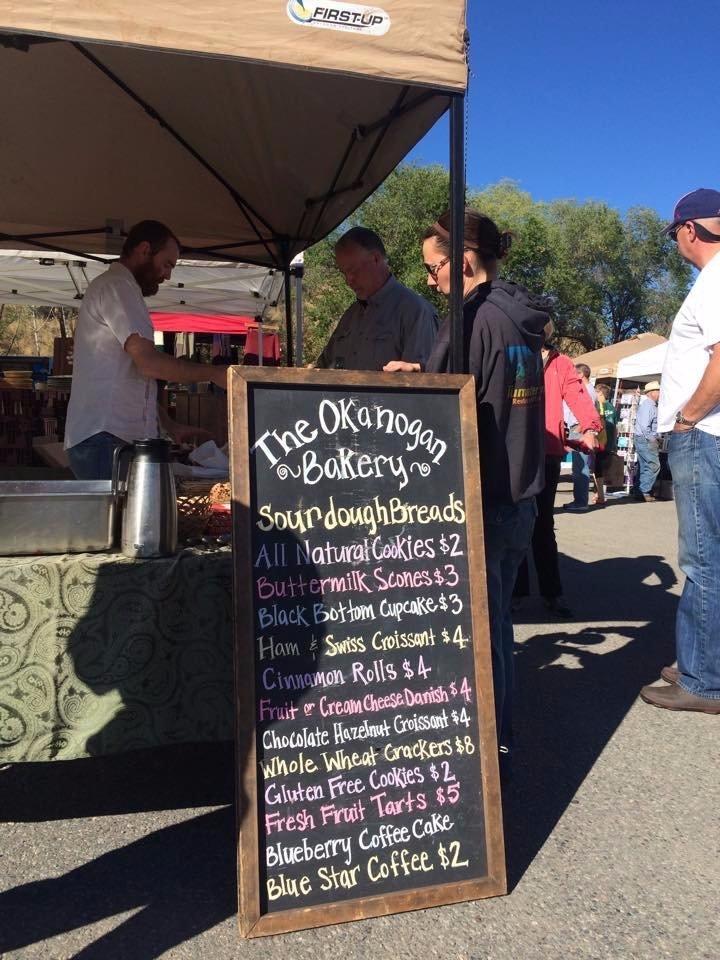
left=0, top=743, right=238, bottom=957
left=504, top=552, right=678, bottom=890
left=0, top=741, right=234, bottom=822
left=0, top=806, right=236, bottom=959
left=0, top=552, right=679, bottom=954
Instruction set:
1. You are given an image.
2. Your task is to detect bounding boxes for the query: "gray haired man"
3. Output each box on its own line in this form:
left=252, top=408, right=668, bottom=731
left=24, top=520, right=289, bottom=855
left=316, top=227, right=438, bottom=371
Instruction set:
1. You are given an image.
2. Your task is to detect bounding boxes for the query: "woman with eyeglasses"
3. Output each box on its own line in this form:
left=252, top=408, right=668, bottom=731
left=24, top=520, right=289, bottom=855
left=384, top=208, right=550, bottom=769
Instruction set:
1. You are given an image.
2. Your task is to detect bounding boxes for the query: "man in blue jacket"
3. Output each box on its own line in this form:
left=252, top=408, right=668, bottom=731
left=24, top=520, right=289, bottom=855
left=632, top=381, right=661, bottom=501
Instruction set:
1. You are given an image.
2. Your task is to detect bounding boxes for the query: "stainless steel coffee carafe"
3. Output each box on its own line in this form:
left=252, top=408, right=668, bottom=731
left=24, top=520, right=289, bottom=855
left=113, top=438, right=177, bottom=558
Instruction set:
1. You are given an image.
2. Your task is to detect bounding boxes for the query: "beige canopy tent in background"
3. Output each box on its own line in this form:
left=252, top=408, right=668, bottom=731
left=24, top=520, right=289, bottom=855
left=0, top=1, right=469, bottom=364
left=573, top=333, right=667, bottom=380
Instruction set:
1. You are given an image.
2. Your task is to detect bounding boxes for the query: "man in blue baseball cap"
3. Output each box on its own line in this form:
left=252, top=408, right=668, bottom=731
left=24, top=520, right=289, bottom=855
left=640, top=188, right=720, bottom=714
left=660, top=188, right=720, bottom=239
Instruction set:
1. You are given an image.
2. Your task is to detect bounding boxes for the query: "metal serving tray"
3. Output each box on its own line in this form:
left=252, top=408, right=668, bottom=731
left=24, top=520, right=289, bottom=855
left=0, top=480, right=117, bottom=555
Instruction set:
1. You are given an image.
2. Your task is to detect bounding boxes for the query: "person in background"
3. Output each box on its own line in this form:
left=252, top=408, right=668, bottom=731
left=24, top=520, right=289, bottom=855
left=514, top=321, right=600, bottom=617
left=383, top=208, right=549, bottom=769
left=592, top=382, right=618, bottom=506
left=64, top=220, right=228, bottom=480
left=641, top=187, right=720, bottom=714
left=631, top=381, right=661, bottom=501
left=563, top=362, right=598, bottom=512
left=315, top=226, right=438, bottom=371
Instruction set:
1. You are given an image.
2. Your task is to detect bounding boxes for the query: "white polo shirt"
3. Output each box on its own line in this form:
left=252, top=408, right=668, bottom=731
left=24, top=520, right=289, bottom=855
left=64, top=262, right=159, bottom=449
left=658, top=251, right=720, bottom=436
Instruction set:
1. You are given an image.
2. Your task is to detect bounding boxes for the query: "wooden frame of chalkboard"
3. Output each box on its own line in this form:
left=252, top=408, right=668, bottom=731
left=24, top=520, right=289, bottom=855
left=229, top=367, right=506, bottom=938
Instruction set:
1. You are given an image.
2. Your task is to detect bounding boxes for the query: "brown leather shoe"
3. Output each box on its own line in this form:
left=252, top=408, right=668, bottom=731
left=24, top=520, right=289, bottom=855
left=661, top=665, right=680, bottom=684
left=640, top=683, right=720, bottom=714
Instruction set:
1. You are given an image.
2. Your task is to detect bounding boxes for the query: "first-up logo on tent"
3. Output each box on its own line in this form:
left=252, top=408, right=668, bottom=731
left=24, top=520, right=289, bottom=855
left=287, top=0, right=391, bottom=35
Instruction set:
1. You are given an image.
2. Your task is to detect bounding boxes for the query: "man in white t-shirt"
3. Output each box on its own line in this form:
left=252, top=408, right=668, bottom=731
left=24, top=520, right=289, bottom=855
left=640, top=188, right=720, bottom=714
left=65, top=220, right=229, bottom=479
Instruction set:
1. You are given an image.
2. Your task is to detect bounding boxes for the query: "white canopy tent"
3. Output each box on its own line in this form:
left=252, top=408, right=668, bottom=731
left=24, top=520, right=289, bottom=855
left=615, top=341, right=668, bottom=383
left=0, top=249, right=286, bottom=317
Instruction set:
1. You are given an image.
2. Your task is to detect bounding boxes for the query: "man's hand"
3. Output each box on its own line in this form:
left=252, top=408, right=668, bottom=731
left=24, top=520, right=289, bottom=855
left=581, top=430, right=598, bottom=451
left=672, top=422, right=693, bottom=433
left=125, top=334, right=231, bottom=390
left=383, top=360, right=421, bottom=373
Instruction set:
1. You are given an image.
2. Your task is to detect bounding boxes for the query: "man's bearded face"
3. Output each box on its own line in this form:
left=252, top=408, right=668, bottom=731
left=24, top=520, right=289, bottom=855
left=133, top=239, right=179, bottom=297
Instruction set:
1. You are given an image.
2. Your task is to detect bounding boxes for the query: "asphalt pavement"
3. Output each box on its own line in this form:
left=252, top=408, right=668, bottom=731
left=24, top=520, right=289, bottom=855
left=1, top=483, right=718, bottom=960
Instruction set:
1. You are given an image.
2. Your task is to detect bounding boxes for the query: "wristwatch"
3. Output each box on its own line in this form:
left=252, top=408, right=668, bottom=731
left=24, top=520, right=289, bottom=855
left=675, top=411, right=697, bottom=427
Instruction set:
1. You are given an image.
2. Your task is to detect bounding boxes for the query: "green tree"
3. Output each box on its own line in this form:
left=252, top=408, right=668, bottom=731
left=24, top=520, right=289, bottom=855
left=301, top=166, right=692, bottom=360
left=474, top=184, right=691, bottom=350
left=301, top=235, right=353, bottom=364
left=360, top=163, right=450, bottom=300
left=549, top=201, right=690, bottom=348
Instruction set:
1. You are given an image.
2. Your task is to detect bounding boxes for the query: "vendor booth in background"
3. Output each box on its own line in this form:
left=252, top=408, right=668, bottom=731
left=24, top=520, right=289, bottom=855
left=574, top=333, right=668, bottom=496
left=573, top=333, right=667, bottom=383
left=0, top=252, right=286, bottom=471
left=150, top=311, right=281, bottom=366
left=615, top=340, right=671, bottom=499
left=150, top=311, right=281, bottom=447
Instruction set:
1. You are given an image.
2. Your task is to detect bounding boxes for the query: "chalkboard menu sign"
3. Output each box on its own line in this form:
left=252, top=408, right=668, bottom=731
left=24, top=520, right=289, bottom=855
left=229, top=368, right=505, bottom=938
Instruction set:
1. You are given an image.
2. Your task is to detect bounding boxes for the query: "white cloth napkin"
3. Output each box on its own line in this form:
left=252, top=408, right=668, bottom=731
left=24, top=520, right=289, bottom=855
left=172, top=440, right=229, bottom=479
left=189, top=440, right=230, bottom=471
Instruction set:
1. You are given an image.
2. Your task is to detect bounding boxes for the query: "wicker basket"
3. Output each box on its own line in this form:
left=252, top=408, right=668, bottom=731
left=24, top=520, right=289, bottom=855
left=176, top=479, right=214, bottom=539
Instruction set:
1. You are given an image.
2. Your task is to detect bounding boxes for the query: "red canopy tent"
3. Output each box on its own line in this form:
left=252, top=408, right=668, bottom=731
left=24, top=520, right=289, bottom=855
left=150, top=312, right=281, bottom=362
left=150, top=311, right=254, bottom=334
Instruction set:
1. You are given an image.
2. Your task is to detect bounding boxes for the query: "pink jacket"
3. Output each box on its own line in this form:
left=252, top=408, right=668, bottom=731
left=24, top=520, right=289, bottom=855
left=543, top=349, right=602, bottom=457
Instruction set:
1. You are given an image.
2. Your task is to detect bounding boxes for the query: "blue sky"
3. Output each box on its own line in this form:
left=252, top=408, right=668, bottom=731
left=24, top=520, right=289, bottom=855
left=407, top=0, right=720, bottom=219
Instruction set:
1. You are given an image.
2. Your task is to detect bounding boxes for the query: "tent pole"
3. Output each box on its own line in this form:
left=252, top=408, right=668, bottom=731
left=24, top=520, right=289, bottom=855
left=449, top=94, right=465, bottom=374
left=284, top=266, right=294, bottom=367
left=294, top=261, right=305, bottom=367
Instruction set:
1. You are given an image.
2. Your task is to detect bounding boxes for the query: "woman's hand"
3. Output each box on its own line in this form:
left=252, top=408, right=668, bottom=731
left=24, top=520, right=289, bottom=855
left=383, top=360, right=421, bottom=373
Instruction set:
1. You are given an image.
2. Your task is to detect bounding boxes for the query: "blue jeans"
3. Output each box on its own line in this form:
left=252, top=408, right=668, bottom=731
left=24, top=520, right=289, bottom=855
left=483, top=498, right=537, bottom=748
left=67, top=432, right=125, bottom=480
left=634, top=436, right=661, bottom=495
left=667, top=429, right=720, bottom=699
left=569, top=432, right=591, bottom=506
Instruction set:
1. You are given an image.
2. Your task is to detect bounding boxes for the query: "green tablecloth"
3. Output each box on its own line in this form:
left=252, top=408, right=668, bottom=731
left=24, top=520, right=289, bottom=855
left=0, top=548, right=234, bottom=762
